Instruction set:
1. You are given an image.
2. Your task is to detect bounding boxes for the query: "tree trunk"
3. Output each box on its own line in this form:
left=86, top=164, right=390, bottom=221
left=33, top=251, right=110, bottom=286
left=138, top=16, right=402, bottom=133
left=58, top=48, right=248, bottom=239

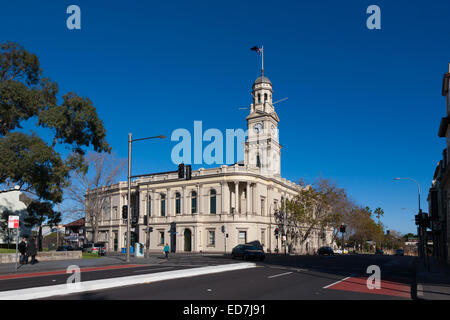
left=38, top=225, right=43, bottom=251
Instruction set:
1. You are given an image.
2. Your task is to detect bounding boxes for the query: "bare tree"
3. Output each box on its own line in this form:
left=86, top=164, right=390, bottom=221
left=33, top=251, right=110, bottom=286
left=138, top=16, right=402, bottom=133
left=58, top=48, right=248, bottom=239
left=278, top=177, right=352, bottom=252
left=64, top=152, right=125, bottom=243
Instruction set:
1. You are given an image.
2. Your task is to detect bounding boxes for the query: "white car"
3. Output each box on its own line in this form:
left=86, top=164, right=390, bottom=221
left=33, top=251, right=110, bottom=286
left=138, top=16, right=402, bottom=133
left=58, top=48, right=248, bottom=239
left=333, top=248, right=348, bottom=254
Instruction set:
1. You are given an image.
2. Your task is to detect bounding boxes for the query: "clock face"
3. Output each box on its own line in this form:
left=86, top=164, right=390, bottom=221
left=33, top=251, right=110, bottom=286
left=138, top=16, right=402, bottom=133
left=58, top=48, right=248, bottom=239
left=253, top=122, right=263, bottom=134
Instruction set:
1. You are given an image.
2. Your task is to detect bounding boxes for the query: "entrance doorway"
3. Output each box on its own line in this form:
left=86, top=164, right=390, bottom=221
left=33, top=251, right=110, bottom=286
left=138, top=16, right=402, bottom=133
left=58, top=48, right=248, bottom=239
left=184, top=229, right=192, bottom=252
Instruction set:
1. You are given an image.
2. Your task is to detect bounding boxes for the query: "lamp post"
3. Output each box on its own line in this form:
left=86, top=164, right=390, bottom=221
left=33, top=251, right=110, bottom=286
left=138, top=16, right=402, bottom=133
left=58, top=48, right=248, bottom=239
left=393, top=177, right=426, bottom=268
left=393, top=177, right=421, bottom=212
left=126, top=133, right=166, bottom=263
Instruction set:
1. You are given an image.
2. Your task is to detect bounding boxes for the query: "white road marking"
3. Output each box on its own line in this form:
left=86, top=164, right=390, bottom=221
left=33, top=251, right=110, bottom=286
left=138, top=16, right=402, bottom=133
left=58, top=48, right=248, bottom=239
left=0, top=262, right=257, bottom=300
left=268, top=272, right=293, bottom=279
left=132, top=267, right=174, bottom=273
left=323, top=275, right=352, bottom=289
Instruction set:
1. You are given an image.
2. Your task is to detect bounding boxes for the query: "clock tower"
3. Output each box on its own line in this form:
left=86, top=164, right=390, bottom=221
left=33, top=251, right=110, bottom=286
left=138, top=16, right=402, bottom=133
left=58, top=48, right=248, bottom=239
left=244, top=74, right=281, bottom=176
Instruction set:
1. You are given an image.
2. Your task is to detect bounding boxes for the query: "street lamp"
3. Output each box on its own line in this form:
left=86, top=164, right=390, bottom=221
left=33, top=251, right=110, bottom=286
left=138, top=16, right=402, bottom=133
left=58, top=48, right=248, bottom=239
left=393, top=177, right=427, bottom=269
left=126, top=133, right=166, bottom=263
left=393, top=177, right=421, bottom=212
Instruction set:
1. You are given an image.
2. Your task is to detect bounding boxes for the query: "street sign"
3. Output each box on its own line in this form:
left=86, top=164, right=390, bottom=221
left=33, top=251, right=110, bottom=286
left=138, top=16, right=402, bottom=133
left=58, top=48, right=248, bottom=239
left=8, top=216, right=19, bottom=229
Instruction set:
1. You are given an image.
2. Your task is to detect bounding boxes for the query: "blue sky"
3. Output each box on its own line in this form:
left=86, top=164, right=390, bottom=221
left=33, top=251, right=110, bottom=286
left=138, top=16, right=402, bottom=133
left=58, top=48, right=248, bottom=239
left=1, top=0, right=449, bottom=234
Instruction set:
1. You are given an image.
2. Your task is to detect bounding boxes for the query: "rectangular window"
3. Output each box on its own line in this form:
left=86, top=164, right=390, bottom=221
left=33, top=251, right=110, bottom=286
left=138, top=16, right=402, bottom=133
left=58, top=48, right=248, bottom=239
left=238, top=231, right=247, bottom=244
left=159, top=231, right=164, bottom=245
left=261, top=198, right=265, bottom=216
left=208, top=231, right=215, bottom=246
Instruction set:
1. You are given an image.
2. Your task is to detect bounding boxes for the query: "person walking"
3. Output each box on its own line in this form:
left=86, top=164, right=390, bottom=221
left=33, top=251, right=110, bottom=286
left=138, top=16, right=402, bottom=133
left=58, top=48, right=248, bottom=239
left=26, top=237, right=37, bottom=265
left=163, top=243, right=170, bottom=259
left=18, top=236, right=28, bottom=265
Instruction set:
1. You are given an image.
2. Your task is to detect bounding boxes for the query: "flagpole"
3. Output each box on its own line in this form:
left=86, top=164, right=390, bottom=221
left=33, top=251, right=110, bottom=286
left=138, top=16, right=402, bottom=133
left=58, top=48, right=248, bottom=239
left=261, top=45, right=264, bottom=76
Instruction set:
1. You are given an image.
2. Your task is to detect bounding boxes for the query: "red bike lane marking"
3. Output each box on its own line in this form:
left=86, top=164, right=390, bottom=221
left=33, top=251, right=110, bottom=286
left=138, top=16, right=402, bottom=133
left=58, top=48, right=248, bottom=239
left=325, top=276, right=411, bottom=298
left=0, top=264, right=146, bottom=281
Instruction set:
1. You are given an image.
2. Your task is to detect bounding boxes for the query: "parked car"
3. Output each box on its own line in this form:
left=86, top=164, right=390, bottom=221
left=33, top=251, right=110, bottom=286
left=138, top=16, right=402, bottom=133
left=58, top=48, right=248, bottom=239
left=317, top=246, right=334, bottom=255
left=395, top=248, right=404, bottom=256
left=333, top=248, right=349, bottom=255
left=231, top=244, right=265, bottom=261
left=56, top=245, right=74, bottom=251
left=375, top=248, right=384, bottom=255
left=83, top=242, right=106, bottom=255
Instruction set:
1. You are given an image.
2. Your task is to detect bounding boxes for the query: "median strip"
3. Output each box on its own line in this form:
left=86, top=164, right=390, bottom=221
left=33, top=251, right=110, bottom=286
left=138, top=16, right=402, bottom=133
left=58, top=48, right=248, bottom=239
left=0, top=262, right=256, bottom=300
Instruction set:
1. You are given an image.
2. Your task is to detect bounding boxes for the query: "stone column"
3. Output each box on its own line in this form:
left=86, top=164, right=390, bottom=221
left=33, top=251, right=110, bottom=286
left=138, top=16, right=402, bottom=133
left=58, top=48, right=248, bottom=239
left=221, top=181, right=225, bottom=215
left=166, top=188, right=171, bottom=216
left=246, top=182, right=251, bottom=215
left=234, top=181, right=239, bottom=214
left=198, top=184, right=202, bottom=214
left=182, top=186, right=186, bottom=215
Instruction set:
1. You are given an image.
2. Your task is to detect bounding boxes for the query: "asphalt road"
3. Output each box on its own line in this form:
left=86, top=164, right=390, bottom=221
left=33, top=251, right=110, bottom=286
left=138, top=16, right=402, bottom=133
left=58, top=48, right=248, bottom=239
left=40, top=254, right=417, bottom=300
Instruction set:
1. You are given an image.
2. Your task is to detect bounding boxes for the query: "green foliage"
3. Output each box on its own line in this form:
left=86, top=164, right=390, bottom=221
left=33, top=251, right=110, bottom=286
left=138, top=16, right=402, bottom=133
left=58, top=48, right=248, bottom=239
left=0, top=41, right=110, bottom=203
left=24, top=200, right=62, bottom=251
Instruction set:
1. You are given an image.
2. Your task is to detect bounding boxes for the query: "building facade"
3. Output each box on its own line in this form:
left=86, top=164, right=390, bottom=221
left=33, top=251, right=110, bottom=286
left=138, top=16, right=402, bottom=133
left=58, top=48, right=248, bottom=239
left=0, top=190, right=32, bottom=244
left=86, top=73, right=334, bottom=254
left=429, top=63, right=450, bottom=263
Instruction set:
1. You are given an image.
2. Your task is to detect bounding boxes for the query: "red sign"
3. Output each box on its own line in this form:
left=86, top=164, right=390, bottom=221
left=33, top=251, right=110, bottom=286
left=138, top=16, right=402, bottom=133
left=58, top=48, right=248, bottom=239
left=8, top=216, right=19, bottom=229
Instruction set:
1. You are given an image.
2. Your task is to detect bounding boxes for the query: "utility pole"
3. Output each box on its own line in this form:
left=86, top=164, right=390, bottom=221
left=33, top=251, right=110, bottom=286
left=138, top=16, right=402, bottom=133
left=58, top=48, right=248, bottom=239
left=126, top=133, right=132, bottom=263
left=283, top=195, right=287, bottom=255
left=126, top=133, right=166, bottom=263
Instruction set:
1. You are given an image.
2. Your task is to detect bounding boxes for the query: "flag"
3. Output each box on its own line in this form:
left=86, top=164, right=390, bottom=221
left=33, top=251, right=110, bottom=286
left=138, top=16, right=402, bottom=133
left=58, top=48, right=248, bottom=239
left=250, top=46, right=262, bottom=54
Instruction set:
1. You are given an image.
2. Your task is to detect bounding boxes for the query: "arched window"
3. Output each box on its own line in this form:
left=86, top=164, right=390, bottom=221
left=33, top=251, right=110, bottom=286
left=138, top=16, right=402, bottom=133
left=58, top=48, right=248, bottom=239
left=210, top=189, right=216, bottom=214
left=175, top=192, right=181, bottom=214
left=264, top=93, right=267, bottom=102
left=191, top=191, right=197, bottom=214
left=160, top=193, right=166, bottom=217
left=256, top=154, right=261, bottom=168
left=257, top=94, right=261, bottom=104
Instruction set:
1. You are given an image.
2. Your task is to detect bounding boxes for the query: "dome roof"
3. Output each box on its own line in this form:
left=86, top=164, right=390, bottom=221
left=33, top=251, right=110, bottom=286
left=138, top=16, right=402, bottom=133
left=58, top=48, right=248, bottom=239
left=253, top=75, right=272, bottom=85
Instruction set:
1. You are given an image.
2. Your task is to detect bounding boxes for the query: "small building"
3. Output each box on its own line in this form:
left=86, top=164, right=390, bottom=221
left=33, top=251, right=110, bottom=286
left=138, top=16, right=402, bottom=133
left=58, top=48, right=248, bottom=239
left=0, top=189, right=33, bottom=244
left=63, top=218, right=85, bottom=249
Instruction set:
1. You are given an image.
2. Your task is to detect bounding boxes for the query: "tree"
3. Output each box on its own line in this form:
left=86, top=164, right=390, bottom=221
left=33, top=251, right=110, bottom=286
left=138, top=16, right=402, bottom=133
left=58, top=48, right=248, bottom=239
left=374, top=207, right=384, bottom=224
left=24, top=200, right=61, bottom=251
left=347, top=206, right=384, bottom=252
left=64, top=152, right=125, bottom=243
left=0, top=41, right=110, bottom=203
left=278, top=178, right=352, bottom=252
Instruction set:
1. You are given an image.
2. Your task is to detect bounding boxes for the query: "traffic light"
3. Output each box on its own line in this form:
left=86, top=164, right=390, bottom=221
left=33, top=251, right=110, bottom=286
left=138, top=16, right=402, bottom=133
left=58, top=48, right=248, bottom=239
left=415, top=213, right=423, bottom=226
left=178, top=163, right=185, bottom=179
left=221, top=225, right=225, bottom=233
left=186, top=165, right=192, bottom=180
left=339, top=225, right=346, bottom=233
left=423, top=213, right=430, bottom=228
left=149, top=226, right=153, bottom=233
left=274, top=227, right=279, bottom=236
left=131, top=215, right=137, bottom=228
left=122, top=205, right=128, bottom=219
left=169, top=222, right=176, bottom=234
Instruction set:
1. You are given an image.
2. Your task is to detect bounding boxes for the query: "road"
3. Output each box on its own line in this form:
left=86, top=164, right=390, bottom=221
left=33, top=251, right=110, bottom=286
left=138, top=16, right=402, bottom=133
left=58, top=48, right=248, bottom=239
left=28, top=253, right=417, bottom=300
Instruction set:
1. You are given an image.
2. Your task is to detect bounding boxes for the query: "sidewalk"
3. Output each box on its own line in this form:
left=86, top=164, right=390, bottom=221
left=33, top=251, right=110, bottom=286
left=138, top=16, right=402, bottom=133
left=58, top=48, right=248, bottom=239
left=0, top=254, right=166, bottom=277
left=415, top=256, right=450, bottom=300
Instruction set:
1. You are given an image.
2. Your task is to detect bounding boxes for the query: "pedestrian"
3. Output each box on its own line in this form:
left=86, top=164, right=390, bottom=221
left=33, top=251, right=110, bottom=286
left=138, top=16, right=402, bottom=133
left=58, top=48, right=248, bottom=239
left=163, top=243, right=170, bottom=259
left=26, top=237, right=38, bottom=265
left=18, top=236, right=28, bottom=265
